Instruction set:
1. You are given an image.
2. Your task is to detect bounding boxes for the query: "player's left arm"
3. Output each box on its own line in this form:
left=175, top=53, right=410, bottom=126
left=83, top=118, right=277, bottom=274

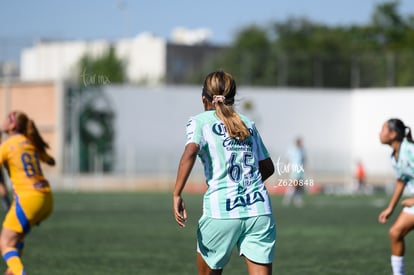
left=379, top=180, right=405, bottom=223
left=38, top=151, right=56, bottom=166
left=259, top=157, right=274, bottom=182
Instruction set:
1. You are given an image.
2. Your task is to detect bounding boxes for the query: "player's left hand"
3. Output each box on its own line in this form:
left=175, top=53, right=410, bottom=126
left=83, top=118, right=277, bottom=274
left=401, top=197, right=414, bottom=207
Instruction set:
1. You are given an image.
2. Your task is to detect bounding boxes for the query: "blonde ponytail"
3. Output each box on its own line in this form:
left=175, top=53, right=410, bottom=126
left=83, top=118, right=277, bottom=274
left=202, top=71, right=250, bottom=141
left=12, top=111, right=55, bottom=166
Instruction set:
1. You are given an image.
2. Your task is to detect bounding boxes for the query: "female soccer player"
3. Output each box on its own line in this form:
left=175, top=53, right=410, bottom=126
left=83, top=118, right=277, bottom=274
left=173, top=71, right=276, bottom=275
left=378, top=118, right=414, bottom=275
left=0, top=111, right=55, bottom=275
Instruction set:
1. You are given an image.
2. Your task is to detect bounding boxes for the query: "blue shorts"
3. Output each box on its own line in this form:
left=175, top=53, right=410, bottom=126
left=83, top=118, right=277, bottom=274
left=196, top=214, right=276, bottom=269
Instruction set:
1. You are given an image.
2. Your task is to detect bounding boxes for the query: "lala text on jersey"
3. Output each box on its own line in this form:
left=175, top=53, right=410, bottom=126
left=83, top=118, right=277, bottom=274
left=212, top=122, right=265, bottom=211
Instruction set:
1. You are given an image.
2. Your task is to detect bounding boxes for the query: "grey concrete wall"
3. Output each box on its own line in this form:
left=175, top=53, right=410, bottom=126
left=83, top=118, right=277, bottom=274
left=87, top=84, right=414, bottom=187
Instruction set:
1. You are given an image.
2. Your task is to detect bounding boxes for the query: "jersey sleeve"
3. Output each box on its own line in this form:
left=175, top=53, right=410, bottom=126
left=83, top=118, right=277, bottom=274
left=391, top=159, right=408, bottom=184
left=399, top=175, right=410, bottom=184
left=393, top=139, right=414, bottom=184
left=251, top=122, right=270, bottom=161
left=185, top=117, right=203, bottom=146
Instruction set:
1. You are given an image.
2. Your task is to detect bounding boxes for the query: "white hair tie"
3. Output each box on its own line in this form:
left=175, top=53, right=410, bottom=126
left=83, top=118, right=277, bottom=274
left=212, top=95, right=226, bottom=105
left=405, top=126, right=411, bottom=136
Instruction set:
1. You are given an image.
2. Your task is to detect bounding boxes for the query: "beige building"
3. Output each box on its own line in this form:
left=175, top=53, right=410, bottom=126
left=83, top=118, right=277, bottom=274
left=0, top=80, right=63, bottom=177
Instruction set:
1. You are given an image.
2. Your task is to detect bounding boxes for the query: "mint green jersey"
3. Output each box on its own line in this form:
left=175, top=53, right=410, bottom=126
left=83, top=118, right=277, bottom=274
left=185, top=110, right=272, bottom=219
left=391, top=138, right=414, bottom=193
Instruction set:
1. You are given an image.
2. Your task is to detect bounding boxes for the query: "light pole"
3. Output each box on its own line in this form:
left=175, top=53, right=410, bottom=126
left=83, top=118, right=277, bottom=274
left=2, top=62, right=15, bottom=119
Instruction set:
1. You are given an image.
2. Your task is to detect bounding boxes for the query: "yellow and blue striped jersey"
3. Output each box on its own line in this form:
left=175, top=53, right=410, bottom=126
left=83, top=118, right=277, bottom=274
left=0, top=134, right=51, bottom=194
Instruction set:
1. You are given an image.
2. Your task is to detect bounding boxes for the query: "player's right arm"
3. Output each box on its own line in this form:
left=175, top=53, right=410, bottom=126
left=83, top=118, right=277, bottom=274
left=378, top=180, right=405, bottom=224
left=173, top=142, right=198, bottom=227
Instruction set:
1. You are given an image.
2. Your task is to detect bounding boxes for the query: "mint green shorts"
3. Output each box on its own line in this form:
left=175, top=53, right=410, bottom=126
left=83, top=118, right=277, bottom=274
left=196, top=214, right=276, bottom=269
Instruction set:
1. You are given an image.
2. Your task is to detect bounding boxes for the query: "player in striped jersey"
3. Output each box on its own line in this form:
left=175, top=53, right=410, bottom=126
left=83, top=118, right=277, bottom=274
left=378, top=118, right=414, bottom=275
left=173, top=71, right=276, bottom=274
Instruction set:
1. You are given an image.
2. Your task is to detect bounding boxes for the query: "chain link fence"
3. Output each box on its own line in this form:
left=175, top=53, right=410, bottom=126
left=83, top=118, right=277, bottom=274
left=217, top=50, right=414, bottom=88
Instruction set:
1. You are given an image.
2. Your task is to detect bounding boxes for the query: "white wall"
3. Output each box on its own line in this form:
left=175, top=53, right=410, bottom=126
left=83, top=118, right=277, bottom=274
left=99, top=86, right=350, bottom=179
left=351, top=88, right=414, bottom=179
left=21, top=40, right=110, bottom=81
left=116, top=33, right=166, bottom=84
left=21, top=34, right=166, bottom=84
left=237, top=88, right=352, bottom=177
left=101, top=85, right=203, bottom=175
left=95, top=85, right=414, bottom=184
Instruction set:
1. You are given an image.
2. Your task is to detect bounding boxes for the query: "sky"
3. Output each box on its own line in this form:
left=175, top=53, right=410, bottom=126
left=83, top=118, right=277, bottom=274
left=1, top=0, right=414, bottom=62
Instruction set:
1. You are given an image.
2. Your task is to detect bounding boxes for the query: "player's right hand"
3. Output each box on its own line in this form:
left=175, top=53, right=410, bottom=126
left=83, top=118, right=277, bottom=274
left=173, top=195, right=187, bottom=227
left=378, top=207, right=392, bottom=224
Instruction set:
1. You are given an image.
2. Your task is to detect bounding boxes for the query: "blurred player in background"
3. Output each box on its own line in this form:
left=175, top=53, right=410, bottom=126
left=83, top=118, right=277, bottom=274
left=173, top=71, right=276, bottom=275
left=283, top=137, right=306, bottom=207
left=0, top=171, right=11, bottom=212
left=0, top=111, right=55, bottom=275
left=355, top=160, right=366, bottom=193
left=378, top=118, right=414, bottom=275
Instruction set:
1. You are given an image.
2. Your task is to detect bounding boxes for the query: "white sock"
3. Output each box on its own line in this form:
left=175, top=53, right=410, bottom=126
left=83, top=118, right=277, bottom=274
left=391, top=255, right=404, bottom=275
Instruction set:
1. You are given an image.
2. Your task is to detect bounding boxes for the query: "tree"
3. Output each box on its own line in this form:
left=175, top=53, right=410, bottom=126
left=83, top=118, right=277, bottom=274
left=78, top=46, right=126, bottom=86
left=212, top=25, right=272, bottom=86
left=368, top=0, right=414, bottom=86
left=270, top=18, right=356, bottom=87
left=210, top=0, right=414, bottom=88
left=371, top=0, right=407, bottom=50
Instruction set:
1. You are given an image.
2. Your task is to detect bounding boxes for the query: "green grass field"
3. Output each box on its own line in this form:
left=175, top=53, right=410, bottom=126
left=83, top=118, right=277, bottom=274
left=3, top=191, right=413, bottom=274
